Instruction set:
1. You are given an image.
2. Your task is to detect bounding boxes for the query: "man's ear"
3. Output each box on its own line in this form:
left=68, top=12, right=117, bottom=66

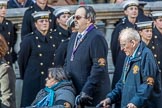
left=131, top=40, right=136, bottom=47
left=86, top=18, right=91, bottom=24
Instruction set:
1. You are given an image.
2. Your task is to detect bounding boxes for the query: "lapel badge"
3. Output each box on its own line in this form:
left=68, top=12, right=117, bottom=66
left=133, top=65, right=139, bottom=74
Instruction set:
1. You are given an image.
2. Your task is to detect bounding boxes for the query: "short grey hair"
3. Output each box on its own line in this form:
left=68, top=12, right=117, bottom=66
left=48, top=67, right=68, bottom=81
left=119, top=28, right=140, bottom=42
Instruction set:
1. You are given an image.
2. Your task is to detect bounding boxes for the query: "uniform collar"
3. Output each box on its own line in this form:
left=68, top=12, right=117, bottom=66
left=35, top=30, right=51, bottom=42
left=34, top=3, right=49, bottom=11
left=56, top=25, right=71, bottom=38
left=129, top=41, right=146, bottom=62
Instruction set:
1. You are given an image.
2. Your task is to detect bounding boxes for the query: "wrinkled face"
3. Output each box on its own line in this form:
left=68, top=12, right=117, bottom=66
left=0, top=6, right=7, bottom=17
left=45, top=73, right=55, bottom=88
left=35, top=19, right=49, bottom=33
left=57, top=13, right=71, bottom=27
left=154, top=18, right=162, bottom=30
left=124, top=6, right=138, bottom=19
left=74, top=7, right=89, bottom=33
left=120, top=38, right=135, bottom=56
left=139, top=28, right=152, bottom=42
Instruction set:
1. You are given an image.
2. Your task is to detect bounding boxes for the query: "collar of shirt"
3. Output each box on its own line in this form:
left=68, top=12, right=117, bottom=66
left=130, top=43, right=140, bottom=60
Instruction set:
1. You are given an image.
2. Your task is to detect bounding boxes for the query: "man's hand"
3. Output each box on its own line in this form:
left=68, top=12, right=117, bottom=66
left=76, top=92, right=93, bottom=106
left=127, top=103, right=137, bottom=108
left=98, top=98, right=111, bottom=108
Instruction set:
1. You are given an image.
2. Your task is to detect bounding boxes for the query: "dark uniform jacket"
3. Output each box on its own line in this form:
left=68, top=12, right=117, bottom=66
left=7, top=0, right=34, bottom=8
left=52, top=25, right=72, bottom=67
left=65, top=26, right=110, bottom=106
left=148, top=26, right=162, bottom=108
left=148, top=26, right=162, bottom=73
left=21, top=3, right=56, bottom=38
left=28, top=81, right=76, bottom=108
left=0, top=19, right=17, bottom=65
left=111, top=16, right=137, bottom=89
left=0, top=59, right=16, bottom=108
left=18, top=30, right=58, bottom=107
left=107, top=41, right=161, bottom=108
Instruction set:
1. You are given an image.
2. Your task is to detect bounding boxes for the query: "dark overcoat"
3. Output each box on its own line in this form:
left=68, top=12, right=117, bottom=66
left=65, top=27, right=110, bottom=106
left=0, top=19, right=17, bottom=65
left=18, top=30, right=58, bottom=107
left=148, top=26, right=162, bottom=108
left=52, top=25, right=71, bottom=67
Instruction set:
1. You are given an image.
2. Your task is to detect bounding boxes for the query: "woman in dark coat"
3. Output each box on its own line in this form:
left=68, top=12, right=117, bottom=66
left=18, top=11, right=58, bottom=107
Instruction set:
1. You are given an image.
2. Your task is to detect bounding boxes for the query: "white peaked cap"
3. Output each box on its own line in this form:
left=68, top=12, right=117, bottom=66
left=151, top=11, right=162, bottom=17
left=122, top=0, right=139, bottom=9
left=0, top=0, right=8, bottom=5
left=32, top=11, right=50, bottom=19
left=53, top=8, right=70, bottom=17
left=136, top=21, right=153, bottom=29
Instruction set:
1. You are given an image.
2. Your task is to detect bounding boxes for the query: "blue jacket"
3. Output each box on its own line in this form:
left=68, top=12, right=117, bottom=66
left=107, top=41, right=161, bottom=108
left=65, top=26, right=111, bottom=106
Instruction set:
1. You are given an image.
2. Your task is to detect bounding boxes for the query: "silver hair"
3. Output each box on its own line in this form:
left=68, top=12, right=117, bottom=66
left=48, top=67, right=68, bottom=81
left=119, top=28, right=140, bottom=42
left=78, top=6, right=96, bottom=23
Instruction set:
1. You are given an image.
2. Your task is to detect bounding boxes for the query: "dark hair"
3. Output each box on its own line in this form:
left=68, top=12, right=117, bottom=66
left=78, top=6, right=96, bottom=23
left=48, top=67, right=68, bottom=82
left=0, top=34, right=8, bottom=58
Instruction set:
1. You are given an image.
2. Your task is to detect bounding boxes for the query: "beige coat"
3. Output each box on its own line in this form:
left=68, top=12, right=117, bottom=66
left=0, top=60, right=16, bottom=108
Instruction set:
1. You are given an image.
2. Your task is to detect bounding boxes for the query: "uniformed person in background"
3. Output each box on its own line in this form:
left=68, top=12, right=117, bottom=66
left=65, top=6, right=110, bottom=107
left=148, top=11, right=162, bottom=108
left=52, top=8, right=71, bottom=46
left=18, top=11, right=58, bottom=107
left=0, top=0, right=17, bottom=66
left=7, top=0, right=34, bottom=8
left=136, top=21, right=153, bottom=45
left=21, top=0, right=56, bottom=39
left=136, top=1, right=152, bottom=22
left=110, top=1, right=139, bottom=107
left=54, top=14, right=75, bottom=67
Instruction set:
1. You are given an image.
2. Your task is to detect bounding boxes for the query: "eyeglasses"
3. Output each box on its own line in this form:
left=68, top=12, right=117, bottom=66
left=73, top=15, right=85, bottom=20
left=38, top=19, right=49, bottom=23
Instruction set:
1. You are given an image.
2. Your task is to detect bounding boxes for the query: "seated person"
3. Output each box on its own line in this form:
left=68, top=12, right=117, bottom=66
left=26, top=67, right=76, bottom=108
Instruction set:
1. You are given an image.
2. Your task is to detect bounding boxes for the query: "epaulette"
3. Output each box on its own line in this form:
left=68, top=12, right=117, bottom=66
left=27, top=32, right=35, bottom=36
left=27, top=6, right=33, bottom=10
